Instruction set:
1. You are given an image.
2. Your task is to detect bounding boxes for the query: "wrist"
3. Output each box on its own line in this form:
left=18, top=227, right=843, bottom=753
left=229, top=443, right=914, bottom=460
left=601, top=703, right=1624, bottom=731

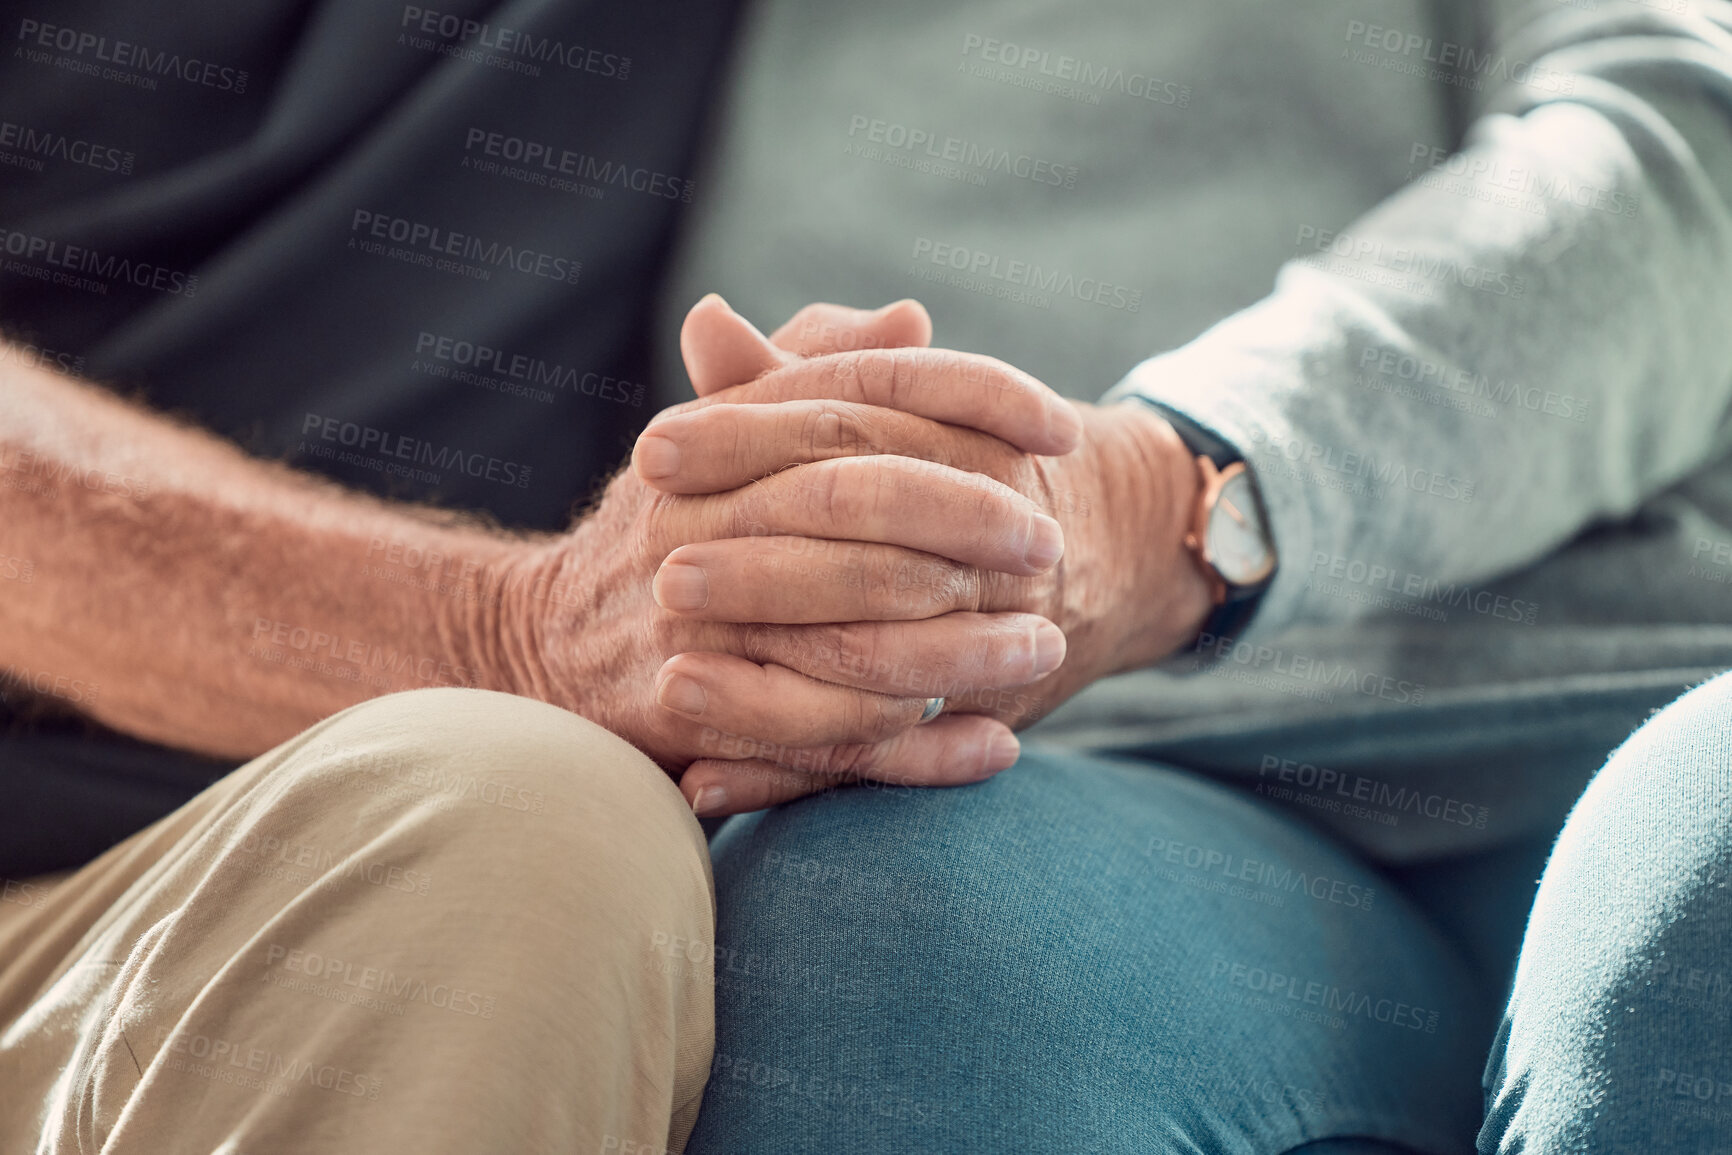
left=427, top=527, right=562, bottom=701
left=1098, top=402, right=1213, bottom=673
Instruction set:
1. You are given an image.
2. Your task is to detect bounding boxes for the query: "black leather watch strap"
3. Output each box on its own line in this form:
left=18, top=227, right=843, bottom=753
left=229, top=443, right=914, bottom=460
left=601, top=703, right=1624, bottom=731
left=1125, top=397, right=1242, bottom=470
left=1115, top=394, right=1273, bottom=645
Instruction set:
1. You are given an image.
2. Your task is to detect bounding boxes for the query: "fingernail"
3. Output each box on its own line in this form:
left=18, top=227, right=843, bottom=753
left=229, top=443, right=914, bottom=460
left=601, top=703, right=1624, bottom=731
left=636, top=435, right=681, bottom=479
left=658, top=673, right=708, bottom=716
left=1031, top=621, right=1067, bottom=678
left=700, top=291, right=733, bottom=313
left=690, top=785, right=728, bottom=815
left=1045, top=400, right=1084, bottom=451
left=1024, top=513, right=1065, bottom=569
left=983, top=731, right=1021, bottom=774
left=654, top=564, right=710, bottom=611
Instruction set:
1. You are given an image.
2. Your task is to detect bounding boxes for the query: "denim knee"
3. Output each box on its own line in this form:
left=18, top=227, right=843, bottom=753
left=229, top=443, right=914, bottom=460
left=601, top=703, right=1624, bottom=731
left=1481, top=669, right=1732, bottom=1152
left=693, top=748, right=1487, bottom=1155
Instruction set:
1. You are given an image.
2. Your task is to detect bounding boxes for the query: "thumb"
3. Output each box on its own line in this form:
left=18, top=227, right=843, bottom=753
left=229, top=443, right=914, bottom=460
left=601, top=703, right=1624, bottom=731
left=679, top=293, right=786, bottom=397
left=770, top=299, right=932, bottom=357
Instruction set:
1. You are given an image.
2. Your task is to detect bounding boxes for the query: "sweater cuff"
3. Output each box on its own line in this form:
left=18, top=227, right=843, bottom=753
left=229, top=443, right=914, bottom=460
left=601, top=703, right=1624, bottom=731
left=1103, top=344, right=1319, bottom=646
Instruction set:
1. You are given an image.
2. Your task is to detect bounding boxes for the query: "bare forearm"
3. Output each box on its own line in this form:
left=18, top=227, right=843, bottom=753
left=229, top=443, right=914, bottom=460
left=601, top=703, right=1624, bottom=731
left=0, top=350, right=546, bottom=758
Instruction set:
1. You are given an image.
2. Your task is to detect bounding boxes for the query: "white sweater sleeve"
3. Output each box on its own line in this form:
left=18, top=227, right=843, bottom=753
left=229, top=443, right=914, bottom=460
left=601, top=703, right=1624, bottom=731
left=1105, top=2, right=1732, bottom=639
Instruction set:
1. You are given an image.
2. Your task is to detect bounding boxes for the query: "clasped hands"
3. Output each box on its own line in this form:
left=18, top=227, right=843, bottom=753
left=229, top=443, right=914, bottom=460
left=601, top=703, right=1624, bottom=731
left=509, top=295, right=1212, bottom=816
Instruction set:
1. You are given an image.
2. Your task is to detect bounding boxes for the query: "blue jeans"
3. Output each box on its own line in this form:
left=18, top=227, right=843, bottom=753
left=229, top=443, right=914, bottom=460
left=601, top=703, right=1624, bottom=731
left=687, top=672, right=1732, bottom=1153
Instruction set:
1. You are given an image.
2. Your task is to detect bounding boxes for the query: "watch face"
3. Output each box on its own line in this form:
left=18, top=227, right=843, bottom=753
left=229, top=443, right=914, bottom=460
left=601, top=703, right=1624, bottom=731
left=1205, top=470, right=1275, bottom=586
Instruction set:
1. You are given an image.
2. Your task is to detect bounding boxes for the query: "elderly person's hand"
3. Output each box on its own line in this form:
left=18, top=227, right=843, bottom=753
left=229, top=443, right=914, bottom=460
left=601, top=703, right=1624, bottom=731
left=501, top=297, right=1092, bottom=816
left=641, top=296, right=1213, bottom=813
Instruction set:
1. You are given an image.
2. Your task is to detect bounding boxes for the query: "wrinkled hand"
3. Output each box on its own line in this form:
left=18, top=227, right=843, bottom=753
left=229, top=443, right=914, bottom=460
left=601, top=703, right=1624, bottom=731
left=502, top=298, right=1090, bottom=815
left=645, top=296, right=1214, bottom=812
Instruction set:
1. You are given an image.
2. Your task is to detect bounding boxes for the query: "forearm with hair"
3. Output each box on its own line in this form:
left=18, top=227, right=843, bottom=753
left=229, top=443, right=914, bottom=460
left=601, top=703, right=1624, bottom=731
left=0, top=348, right=549, bottom=758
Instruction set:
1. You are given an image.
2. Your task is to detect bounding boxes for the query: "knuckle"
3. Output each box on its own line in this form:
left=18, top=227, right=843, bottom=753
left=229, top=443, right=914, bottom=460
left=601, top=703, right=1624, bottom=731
left=877, top=555, right=939, bottom=615
left=936, top=564, right=986, bottom=614
left=978, top=569, right=1031, bottom=614
left=885, top=346, right=918, bottom=410
left=839, top=623, right=888, bottom=686
left=782, top=626, right=849, bottom=687
left=729, top=621, right=784, bottom=664
left=843, top=690, right=879, bottom=740
left=938, top=428, right=1022, bottom=488
left=1025, top=455, right=1062, bottom=513
left=822, top=741, right=882, bottom=781
left=860, top=555, right=904, bottom=618
left=799, top=406, right=831, bottom=459
left=632, top=492, right=679, bottom=559
left=727, top=412, right=761, bottom=476
left=976, top=487, right=1019, bottom=544
left=804, top=622, right=871, bottom=684
left=992, top=442, right=1035, bottom=489
left=865, top=687, right=917, bottom=739
left=815, top=461, right=859, bottom=527
left=722, top=484, right=769, bottom=540
left=821, top=351, right=869, bottom=403
left=831, top=405, right=872, bottom=456
left=861, top=348, right=904, bottom=403
left=801, top=403, right=869, bottom=459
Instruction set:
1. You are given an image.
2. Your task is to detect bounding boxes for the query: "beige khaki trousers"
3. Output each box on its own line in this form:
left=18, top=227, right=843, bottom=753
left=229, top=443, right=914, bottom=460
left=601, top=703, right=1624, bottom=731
left=0, top=689, right=716, bottom=1154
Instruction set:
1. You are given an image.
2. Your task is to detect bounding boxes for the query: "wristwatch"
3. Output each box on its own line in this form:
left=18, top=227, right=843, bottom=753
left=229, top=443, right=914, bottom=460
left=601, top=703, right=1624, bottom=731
left=1121, top=397, right=1277, bottom=643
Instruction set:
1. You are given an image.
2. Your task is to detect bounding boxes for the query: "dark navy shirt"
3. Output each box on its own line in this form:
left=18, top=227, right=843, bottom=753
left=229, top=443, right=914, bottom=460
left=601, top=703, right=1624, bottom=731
left=0, top=0, right=739, bottom=529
